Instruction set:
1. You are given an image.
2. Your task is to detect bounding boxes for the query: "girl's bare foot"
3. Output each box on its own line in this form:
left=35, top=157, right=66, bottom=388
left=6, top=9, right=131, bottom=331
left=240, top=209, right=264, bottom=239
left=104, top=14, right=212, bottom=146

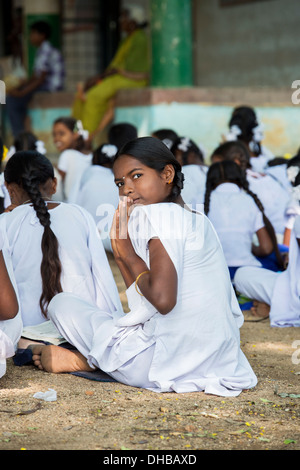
left=29, top=344, right=94, bottom=374
left=250, top=301, right=270, bottom=318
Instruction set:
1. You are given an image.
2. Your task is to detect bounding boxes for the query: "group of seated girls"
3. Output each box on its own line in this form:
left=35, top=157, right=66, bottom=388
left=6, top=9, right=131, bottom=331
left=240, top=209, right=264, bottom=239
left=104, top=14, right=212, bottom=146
left=0, top=105, right=298, bottom=398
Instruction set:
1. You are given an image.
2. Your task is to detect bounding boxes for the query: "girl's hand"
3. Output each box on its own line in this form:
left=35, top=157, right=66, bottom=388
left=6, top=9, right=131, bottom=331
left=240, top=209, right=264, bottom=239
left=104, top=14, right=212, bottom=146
left=110, top=197, right=136, bottom=262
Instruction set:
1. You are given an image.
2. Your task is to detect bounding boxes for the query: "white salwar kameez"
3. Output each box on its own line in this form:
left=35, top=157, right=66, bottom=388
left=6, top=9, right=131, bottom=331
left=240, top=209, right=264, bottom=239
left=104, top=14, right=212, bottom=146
left=206, top=183, right=264, bottom=268
left=48, top=203, right=257, bottom=396
left=76, top=165, right=119, bottom=252
left=234, top=215, right=300, bottom=327
left=57, top=149, right=92, bottom=203
left=181, top=164, right=207, bottom=210
left=0, top=203, right=122, bottom=328
left=246, top=169, right=290, bottom=236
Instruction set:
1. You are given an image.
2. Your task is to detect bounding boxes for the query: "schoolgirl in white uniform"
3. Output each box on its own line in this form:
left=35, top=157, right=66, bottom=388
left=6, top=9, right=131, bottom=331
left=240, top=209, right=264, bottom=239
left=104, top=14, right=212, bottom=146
left=234, top=215, right=300, bottom=327
left=1, top=151, right=122, bottom=336
left=54, top=117, right=92, bottom=203
left=30, top=137, right=257, bottom=397
left=76, top=144, right=119, bottom=252
left=0, top=229, right=21, bottom=379
left=204, top=160, right=283, bottom=279
left=211, top=140, right=290, bottom=239
left=283, top=155, right=300, bottom=246
left=170, top=136, right=208, bottom=210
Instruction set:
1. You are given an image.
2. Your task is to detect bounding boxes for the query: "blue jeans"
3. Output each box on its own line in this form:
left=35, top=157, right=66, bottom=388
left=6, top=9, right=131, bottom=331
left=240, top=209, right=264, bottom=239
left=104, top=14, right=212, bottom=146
left=5, top=92, right=34, bottom=137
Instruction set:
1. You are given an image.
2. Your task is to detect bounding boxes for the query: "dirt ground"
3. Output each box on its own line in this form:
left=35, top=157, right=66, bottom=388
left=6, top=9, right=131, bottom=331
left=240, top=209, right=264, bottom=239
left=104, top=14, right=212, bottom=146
left=0, top=256, right=300, bottom=453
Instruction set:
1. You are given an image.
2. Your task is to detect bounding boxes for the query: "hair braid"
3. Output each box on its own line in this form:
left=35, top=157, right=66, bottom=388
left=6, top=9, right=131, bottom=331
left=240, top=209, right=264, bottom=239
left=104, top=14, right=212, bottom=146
left=169, top=170, right=184, bottom=201
left=204, top=180, right=213, bottom=215
left=241, top=178, right=284, bottom=270
left=18, top=157, right=63, bottom=318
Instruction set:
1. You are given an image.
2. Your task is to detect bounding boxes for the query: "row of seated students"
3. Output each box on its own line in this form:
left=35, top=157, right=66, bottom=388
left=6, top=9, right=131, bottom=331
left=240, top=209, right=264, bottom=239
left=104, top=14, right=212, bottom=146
left=0, top=106, right=299, bottom=395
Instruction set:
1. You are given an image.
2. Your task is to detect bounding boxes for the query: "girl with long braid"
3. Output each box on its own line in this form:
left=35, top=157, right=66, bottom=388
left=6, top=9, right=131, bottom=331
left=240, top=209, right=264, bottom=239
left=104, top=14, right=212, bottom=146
left=204, top=160, right=284, bottom=282
left=211, top=140, right=290, bottom=240
left=30, top=137, right=257, bottom=397
left=1, top=151, right=122, bottom=347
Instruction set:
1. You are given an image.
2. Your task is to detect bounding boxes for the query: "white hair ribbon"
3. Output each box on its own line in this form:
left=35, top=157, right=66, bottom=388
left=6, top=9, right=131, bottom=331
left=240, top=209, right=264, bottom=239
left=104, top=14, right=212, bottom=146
left=162, top=138, right=173, bottom=149
left=251, top=123, right=264, bottom=142
left=35, top=140, right=46, bottom=155
left=226, top=125, right=241, bottom=141
left=287, top=166, right=300, bottom=184
left=102, top=144, right=118, bottom=158
left=76, top=120, right=89, bottom=141
left=178, top=137, right=190, bottom=152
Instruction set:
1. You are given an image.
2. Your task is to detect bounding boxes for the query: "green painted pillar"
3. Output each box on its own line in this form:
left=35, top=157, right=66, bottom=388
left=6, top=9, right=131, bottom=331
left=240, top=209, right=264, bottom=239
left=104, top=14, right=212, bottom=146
left=150, top=0, right=193, bottom=87
left=24, top=0, right=61, bottom=75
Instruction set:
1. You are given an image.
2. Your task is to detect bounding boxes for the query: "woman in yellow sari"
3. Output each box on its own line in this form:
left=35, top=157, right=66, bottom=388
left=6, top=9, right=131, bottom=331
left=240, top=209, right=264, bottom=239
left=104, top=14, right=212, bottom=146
left=72, top=6, right=150, bottom=141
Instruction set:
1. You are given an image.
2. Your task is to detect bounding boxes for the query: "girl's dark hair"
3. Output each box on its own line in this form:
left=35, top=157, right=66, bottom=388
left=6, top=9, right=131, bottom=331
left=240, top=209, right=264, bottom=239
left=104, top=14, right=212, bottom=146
left=14, top=131, right=38, bottom=152
left=92, top=144, right=118, bottom=168
left=108, top=123, right=138, bottom=150
left=267, top=157, right=287, bottom=168
left=204, top=160, right=284, bottom=270
left=114, top=136, right=184, bottom=201
left=170, top=137, right=205, bottom=165
left=287, top=155, right=300, bottom=187
left=4, top=151, right=62, bottom=317
left=211, top=140, right=251, bottom=172
left=229, top=106, right=261, bottom=157
left=54, top=117, right=86, bottom=152
left=152, top=128, right=178, bottom=146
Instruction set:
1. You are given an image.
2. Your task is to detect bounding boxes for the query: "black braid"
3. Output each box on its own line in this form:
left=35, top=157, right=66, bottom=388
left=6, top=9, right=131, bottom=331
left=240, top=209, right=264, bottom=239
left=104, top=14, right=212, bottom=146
left=4, top=151, right=63, bottom=318
left=241, top=178, right=284, bottom=270
left=168, top=169, right=185, bottom=201
left=0, top=197, right=4, bottom=214
left=21, top=171, right=63, bottom=317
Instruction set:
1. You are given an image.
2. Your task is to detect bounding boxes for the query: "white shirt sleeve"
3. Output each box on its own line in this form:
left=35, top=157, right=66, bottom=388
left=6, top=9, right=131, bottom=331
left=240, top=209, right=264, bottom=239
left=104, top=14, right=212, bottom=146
left=293, top=215, right=300, bottom=238
left=57, top=150, right=71, bottom=173
left=254, top=209, right=265, bottom=233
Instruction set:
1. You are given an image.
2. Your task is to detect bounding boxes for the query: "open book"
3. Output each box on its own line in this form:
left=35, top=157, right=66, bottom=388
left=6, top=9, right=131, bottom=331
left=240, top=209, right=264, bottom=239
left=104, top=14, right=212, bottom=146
left=22, top=320, right=67, bottom=346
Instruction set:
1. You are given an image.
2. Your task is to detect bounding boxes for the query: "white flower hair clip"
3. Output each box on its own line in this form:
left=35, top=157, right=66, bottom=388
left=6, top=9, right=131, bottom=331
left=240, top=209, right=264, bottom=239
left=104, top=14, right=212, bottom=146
left=226, top=125, right=241, bottom=141
left=102, top=144, right=118, bottom=158
left=162, top=138, right=173, bottom=149
left=251, top=123, right=264, bottom=142
left=76, top=120, right=89, bottom=141
left=178, top=137, right=190, bottom=152
left=287, top=166, right=300, bottom=184
left=35, top=140, right=46, bottom=155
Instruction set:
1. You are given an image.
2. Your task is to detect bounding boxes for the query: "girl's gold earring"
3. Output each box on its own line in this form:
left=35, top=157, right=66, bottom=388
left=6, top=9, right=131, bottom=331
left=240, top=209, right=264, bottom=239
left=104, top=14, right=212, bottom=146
left=168, top=179, right=172, bottom=184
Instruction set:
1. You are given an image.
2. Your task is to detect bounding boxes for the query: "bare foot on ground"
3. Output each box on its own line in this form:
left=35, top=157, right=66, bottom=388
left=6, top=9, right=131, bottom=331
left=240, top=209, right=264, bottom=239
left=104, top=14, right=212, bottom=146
left=250, top=301, right=270, bottom=318
left=29, top=344, right=94, bottom=374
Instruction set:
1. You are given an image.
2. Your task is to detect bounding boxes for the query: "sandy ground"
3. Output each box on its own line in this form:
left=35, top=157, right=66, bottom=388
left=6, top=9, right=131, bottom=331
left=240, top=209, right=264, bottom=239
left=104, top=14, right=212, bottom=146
left=0, top=255, right=300, bottom=453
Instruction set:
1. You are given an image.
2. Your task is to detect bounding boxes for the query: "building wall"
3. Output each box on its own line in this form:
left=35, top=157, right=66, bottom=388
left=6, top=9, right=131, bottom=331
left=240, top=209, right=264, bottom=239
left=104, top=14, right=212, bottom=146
left=193, top=0, right=300, bottom=87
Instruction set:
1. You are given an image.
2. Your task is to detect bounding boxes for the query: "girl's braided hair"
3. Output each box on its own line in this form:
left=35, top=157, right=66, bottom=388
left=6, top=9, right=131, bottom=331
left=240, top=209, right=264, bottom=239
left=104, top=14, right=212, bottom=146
left=114, top=136, right=185, bottom=201
left=4, top=151, right=62, bottom=317
left=204, top=160, right=284, bottom=270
